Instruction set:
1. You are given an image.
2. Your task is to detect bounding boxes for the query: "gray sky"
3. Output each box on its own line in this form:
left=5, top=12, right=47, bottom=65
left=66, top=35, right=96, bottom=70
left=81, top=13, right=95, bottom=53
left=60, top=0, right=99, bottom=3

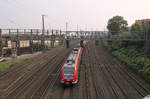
left=0, top=0, right=150, bottom=30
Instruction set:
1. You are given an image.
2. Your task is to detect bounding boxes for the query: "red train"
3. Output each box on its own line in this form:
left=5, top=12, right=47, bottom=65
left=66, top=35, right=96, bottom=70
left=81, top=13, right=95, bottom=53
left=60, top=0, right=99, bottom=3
left=60, top=47, right=82, bottom=85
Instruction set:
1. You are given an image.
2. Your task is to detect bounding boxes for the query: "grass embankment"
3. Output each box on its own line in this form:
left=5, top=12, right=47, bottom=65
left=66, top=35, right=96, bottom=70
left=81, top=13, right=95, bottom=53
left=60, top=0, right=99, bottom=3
left=0, top=59, right=26, bottom=72
left=102, top=40, right=150, bottom=80
left=54, top=42, right=59, bottom=47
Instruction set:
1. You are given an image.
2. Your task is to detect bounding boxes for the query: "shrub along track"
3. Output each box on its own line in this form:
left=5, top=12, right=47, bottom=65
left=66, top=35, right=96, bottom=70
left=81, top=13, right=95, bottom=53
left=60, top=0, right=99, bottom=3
left=0, top=41, right=77, bottom=99
left=41, top=41, right=150, bottom=99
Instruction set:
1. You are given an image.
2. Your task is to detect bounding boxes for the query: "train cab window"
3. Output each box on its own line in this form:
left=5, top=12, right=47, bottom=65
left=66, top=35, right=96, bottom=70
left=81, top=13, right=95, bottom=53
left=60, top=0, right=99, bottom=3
left=67, top=60, right=73, bottom=65
left=73, top=60, right=75, bottom=63
left=73, top=51, right=78, bottom=54
left=73, top=48, right=78, bottom=51
left=67, top=60, right=70, bottom=63
left=63, top=67, right=75, bottom=79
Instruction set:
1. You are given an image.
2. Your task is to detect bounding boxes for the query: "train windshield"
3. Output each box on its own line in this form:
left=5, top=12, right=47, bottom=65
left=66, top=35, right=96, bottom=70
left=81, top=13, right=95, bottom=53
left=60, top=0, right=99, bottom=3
left=63, top=67, right=75, bottom=79
left=73, top=48, right=79, bottom=54
left=73, top=48, right=78, bottom=51
left=66, top=60, right=73, bottom=65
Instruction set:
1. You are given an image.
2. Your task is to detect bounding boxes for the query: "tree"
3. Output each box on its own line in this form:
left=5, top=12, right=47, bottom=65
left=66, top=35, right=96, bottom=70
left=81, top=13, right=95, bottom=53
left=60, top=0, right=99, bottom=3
left=107, top=16, right=128, bottom=35
left=143, top=23, right=150, bottom=54
left=130, top=23, right=143, bottom=37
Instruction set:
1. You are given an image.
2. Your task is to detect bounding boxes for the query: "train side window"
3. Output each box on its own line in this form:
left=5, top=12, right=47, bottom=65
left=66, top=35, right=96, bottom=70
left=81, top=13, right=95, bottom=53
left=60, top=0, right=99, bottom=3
left=73, top=60, right=75, bottom=63
left=67, top=60, right=73, bottom=65
left=67, top=60, right=70, bottom=63
left=73, top=48, right=78, bottom=51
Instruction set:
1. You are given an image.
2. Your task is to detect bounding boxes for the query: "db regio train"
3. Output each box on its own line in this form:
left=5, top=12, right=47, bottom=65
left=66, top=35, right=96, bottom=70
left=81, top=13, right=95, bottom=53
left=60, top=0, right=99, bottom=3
left=60, top=46, right=82, bottom=85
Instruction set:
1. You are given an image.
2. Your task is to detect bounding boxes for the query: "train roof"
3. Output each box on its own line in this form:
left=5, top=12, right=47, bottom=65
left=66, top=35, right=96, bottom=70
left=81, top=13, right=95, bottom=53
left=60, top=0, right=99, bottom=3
left=64, top=49, right=79, bottom=68
left=67, top=53, right=77, bottom=61
left=73, top=48, right=79, bottom=50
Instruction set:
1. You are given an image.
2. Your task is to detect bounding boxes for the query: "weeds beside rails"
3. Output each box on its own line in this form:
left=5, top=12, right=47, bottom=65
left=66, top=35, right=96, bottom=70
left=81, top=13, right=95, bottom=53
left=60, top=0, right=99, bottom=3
left=0, top=59, right=26, bottom=71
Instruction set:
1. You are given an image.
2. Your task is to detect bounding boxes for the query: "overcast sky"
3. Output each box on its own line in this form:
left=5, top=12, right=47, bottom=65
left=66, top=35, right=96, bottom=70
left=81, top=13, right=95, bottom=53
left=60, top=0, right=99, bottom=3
left=0, top=0, right=150, bottom=30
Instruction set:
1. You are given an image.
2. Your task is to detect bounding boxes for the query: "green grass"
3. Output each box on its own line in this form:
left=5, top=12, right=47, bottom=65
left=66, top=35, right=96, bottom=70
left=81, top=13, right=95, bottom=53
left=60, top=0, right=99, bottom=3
left=0, top=59, right=26, bottom=72
left=40, top=61, right=44, bottom=65
left=54, top=42, right=59, bottom=47
left=15, top=59, right=26, bottom=64
left=0, top=61, right=13, bottom=71
left=24, top=68, right=31, bottom=73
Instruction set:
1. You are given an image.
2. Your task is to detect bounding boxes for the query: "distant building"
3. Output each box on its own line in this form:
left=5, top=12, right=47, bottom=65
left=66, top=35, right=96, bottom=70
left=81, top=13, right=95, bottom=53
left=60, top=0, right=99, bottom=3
left=136, top=19, right=150, bottom=25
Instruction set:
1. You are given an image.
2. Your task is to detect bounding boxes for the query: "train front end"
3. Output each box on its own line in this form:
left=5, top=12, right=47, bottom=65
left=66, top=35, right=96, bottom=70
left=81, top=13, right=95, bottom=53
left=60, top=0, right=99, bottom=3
left=60, top=55, right=78, bottom=85
left=60, top=66, right=78, bottom=85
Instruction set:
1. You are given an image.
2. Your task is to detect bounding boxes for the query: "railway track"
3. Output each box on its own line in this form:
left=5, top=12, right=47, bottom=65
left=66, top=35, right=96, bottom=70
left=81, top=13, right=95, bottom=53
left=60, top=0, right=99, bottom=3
left=1, top=40, right=150, bottom=99
left=109, top=57, right=150, bottom=97
left=0, top=48, right=61, bottom=91
left=3, top=54, right=58, bottom=98
left=95, top=41, right=150, bottom=99
left=30, top=49, right=72, bottom=99
left=114, top=58, right=150, bottom=94
left=77, top=41, right=150, bottom=99
left=1, top=41, right=78, bottom=99
left=94, top=45, right=129, bottom=99
left=87, top=42, right=117, bottom=99
left=0, top=48, right=53, bottom=78
left=0, top=50, right=58, bottom=91
left=78, top=47, right=88, bottom=99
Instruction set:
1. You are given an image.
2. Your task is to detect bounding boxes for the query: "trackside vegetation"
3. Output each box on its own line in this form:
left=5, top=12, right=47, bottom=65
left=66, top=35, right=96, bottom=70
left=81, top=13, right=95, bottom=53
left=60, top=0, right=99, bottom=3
left=0, top=59, right=26, bottom=71
left=102, top=40, right=150, bottom=81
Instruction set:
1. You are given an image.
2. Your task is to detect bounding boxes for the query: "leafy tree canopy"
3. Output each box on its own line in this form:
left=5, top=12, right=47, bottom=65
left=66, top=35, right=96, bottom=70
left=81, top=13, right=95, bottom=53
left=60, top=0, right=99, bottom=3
left=130, top=23, right=143, bottom=37
left=107, top=16, right=128, bottom=35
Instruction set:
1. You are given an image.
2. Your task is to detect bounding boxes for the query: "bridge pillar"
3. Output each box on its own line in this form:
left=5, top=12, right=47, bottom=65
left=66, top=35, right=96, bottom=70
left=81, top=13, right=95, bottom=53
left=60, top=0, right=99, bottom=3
left=59, top=30, right=62, bottom=46
left=95, top=40, right=99, bottom=46
left=16, top=29, right=20, bottom=56
left=38, top=30, right=41, bottom=51
left=41, top=39, right=45, bottom=51
left=50, top=40, right=53, bottom=48
left=51, top=30, right=54, bottom=48
left=30, top=29, right=33, bottom=53
left=41, top=32, right=45, bottom=51
left=11, top=41, right=17, bottom=58
left=45, top=30, right=49, bottom=50
left=30, top=40, right=33, bottom=53
left=16, top=41, right=20, bottom=56
left=52, top=39, right=55, bottom=48
left=36, top=29, right=39, bottom=51
left=66, top=36, right=70, bottom=48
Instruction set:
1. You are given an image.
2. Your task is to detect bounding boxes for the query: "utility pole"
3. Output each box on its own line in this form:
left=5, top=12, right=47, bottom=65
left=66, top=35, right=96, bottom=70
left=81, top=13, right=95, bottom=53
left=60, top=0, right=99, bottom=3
left=65, top=22, right=70, bottom=48
left=42, top=15, right=46, bottom=34
left=66, top=22, right=68, bottom=37
left=77, top=24, right=79, bottom=39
